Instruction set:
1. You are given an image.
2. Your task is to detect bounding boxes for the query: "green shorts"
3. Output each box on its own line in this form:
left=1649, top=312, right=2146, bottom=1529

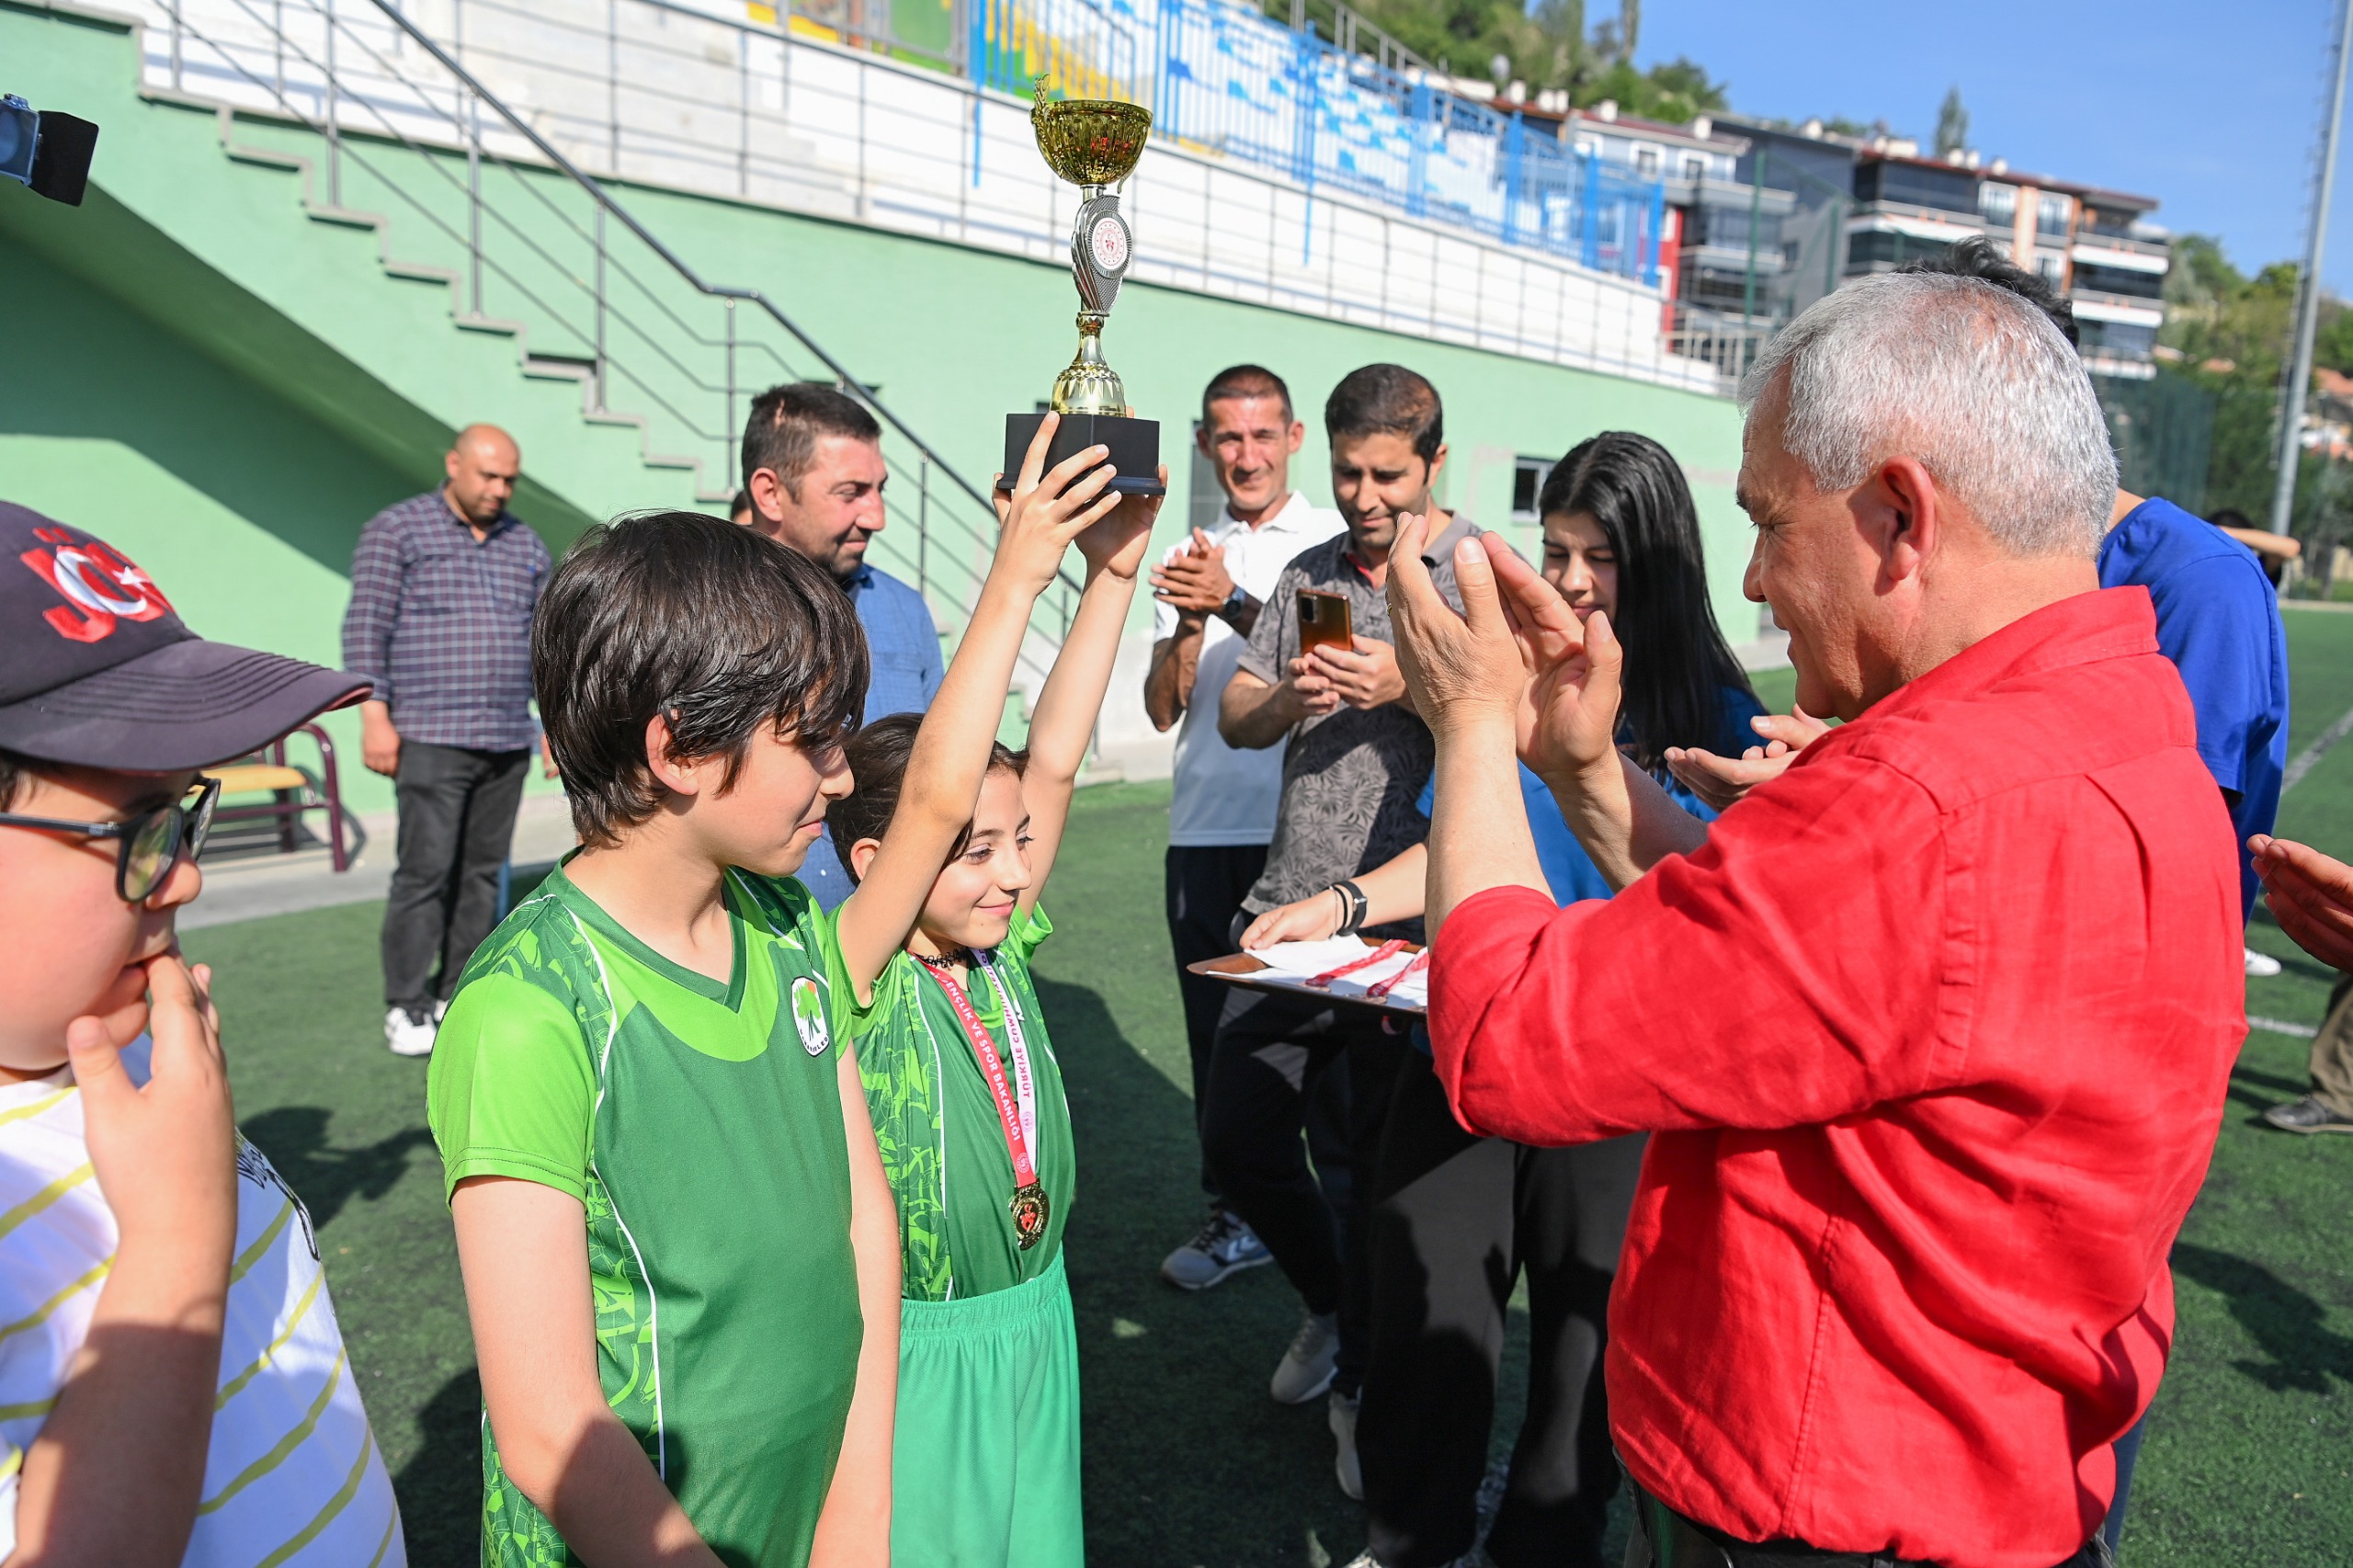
left=891, top=1253, right=1084, bottom=1568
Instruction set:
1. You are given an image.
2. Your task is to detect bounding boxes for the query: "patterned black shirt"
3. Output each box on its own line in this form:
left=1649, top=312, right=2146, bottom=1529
left=339, top=491, right=551, bottom=751
left=1233, top=513, right=1475, bottom=937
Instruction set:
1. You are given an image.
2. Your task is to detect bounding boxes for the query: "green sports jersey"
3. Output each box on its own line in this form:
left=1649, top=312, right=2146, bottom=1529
left=818, top=905, right=1074, bottom=1302
left=428, top=861, right=863, bottom=1568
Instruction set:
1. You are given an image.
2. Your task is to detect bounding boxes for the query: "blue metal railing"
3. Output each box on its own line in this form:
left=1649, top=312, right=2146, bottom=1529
left=955, top=0, right=1666, bottom=283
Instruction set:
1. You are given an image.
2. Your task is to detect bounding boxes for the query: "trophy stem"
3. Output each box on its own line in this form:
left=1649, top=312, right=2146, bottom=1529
left=1052, top=312, right=1126, bottom=416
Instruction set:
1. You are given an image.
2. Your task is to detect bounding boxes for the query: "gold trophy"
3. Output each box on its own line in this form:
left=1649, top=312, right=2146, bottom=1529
left=1002, top=84, right=1164, bottom=496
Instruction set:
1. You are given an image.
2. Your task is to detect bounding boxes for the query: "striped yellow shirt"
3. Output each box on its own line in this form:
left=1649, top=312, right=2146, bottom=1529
left=0, top=1042, right=404, bottom=1564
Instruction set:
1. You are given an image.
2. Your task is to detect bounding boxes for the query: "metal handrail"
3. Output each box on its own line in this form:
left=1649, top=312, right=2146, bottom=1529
left=369, top=0, right=1018, bottom=532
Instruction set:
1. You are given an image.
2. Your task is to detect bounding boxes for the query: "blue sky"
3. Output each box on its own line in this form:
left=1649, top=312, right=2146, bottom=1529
left=1632, top=0, right=2353, bottom=290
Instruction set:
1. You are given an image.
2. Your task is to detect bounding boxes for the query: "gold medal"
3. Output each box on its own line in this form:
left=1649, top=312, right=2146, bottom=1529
left=1010, top=1182, right=1051, bottom=1250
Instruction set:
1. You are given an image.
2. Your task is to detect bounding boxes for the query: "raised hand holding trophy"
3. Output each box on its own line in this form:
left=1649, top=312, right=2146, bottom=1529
left=1001, top=83, right=1164, bottom=496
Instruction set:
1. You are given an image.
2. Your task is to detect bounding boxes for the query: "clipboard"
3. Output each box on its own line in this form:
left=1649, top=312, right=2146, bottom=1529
left=1186, top=948, right=1428, bottom=1018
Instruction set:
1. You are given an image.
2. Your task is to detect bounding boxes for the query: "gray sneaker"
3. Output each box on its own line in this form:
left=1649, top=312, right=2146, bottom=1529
left=2263, top=1095, right=2353, bottom=1134
left=1160, top=1208, right=1273, bottom=1291
left=1330, top=1388, right=1362, bottom=1500
left=1272, top=1309, right=1339, bottom=1404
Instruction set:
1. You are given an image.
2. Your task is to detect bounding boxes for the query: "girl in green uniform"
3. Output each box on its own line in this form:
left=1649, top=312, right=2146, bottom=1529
left=819, top=418, right=1161, bottom=1565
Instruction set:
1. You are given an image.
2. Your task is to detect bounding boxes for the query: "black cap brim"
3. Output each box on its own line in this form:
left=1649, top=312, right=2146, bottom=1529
left=0, top=640, right=371, bottom=772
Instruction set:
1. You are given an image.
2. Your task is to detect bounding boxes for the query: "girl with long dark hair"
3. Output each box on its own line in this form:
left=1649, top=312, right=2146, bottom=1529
left=1243, top=431, right=1761, bottom=1567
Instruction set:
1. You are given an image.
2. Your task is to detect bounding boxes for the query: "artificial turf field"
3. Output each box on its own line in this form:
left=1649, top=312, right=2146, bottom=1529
left=184, top=610, right=2353, bottom=1567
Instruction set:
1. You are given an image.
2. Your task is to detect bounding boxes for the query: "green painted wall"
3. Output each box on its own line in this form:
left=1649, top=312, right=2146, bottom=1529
left=0, top=0, right=1757, bottom=789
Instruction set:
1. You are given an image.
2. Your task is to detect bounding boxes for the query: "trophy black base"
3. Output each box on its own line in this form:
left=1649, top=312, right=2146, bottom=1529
left=1004, top=412, right=1164, bottom=496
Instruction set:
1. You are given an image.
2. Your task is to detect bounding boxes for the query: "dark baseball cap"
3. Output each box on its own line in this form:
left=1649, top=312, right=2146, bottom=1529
left=0, top=503, right=370, bottom=770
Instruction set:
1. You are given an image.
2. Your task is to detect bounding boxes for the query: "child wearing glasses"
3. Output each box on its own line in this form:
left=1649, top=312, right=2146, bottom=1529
left=0, top=505, right=404, bottom=1562
left=815, top=421, right=1160, bottom=1566
left=426, top=512, right=900, bottom=1565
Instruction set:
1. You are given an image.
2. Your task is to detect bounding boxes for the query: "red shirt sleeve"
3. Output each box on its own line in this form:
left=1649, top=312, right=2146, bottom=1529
left=1428, top=747, right=1955, bottom=1142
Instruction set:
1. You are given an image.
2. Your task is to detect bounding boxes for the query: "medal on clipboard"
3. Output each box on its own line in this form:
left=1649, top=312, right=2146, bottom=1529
left=918, top=951, right=1051, bottom=1250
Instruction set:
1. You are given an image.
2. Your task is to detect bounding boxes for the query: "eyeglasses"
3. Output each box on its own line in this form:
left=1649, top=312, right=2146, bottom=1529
left=0, top=776, right=222, bottom=902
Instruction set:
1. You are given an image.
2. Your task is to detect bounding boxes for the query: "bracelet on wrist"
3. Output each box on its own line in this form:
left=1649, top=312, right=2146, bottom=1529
left=1330, top=880, right=1369, bottom=936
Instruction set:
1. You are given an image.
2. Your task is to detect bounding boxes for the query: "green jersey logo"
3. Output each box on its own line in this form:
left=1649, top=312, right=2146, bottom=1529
left=791, top=976, right=830, bottom=1056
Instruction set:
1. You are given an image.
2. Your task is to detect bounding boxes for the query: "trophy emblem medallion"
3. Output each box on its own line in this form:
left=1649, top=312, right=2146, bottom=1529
left=1002, top=83, right=1164, bottom=496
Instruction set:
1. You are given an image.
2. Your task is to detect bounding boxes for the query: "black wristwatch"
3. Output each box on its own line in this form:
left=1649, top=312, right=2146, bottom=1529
left=1218, top=584, right=1250, bottom=623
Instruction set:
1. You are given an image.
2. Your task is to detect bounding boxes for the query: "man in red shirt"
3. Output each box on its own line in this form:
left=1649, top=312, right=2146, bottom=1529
left=1384, top=273, right=2245, bottom=1568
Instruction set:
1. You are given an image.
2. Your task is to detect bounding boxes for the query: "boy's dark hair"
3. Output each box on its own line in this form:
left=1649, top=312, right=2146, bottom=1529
left=1324, top=364, right=1444, bottom=464
left=729, top=488, right=754, bottom=521
left=1897, top=236, right=2078, bottom=347
left=1201, top=364, right=1294, bottom=426
left=2208, top=507, right=2254, bottom=529
left=827, top=712, right=1026, bottom=875
left=535, top=512, right=870, bottom=849
left=1538, top=432, right=1755, bottom=771
left=742, top=382, right=884, bottom=499
left=0, top=747, right=28, bottom=810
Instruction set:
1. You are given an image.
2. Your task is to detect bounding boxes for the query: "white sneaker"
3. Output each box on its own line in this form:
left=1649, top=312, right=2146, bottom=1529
left=384, top=1006, right=437, bottom=1057
left=434, top=997, right=450, bottom=1022
left=1330, top=1388, right=1362, bottom=1500
left=2246, top=947, right=2283, bottom=977
left=1271, top=1309, right=1339, bottom=1404
left=1160, top=1208, right=1273, bottom=1290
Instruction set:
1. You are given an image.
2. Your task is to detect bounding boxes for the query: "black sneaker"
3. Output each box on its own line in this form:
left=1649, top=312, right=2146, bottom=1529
left=2262, top=1095, right=2353, bottom=1134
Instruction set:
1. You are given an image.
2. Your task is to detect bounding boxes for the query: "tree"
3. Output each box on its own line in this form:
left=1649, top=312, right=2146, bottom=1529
left=1934, top=86, right=1969, bottom=158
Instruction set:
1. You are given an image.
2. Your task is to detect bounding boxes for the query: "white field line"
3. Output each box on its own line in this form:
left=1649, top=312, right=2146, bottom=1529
left=2282, top=701, right=2353, bottom=794
left=2249, top=1015, right=2320, bottom=1039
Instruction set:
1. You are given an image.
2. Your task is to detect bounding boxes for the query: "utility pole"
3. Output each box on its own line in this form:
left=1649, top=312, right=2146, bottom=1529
left=2271, top=0, right=2353, bottom=536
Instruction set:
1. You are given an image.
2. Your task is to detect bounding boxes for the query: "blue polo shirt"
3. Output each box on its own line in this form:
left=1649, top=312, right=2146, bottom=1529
left=801, top=561, right=945, bottom=910
left=2097, top=497, right=2289, bottom=920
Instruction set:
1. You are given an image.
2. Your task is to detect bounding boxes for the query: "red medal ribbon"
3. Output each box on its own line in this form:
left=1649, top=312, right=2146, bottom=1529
left=917, top=955, right=1050, bottom=1247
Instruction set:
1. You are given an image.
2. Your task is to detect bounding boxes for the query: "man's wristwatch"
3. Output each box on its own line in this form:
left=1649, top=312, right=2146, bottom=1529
left=1218, top=585, right=1250, bottom=624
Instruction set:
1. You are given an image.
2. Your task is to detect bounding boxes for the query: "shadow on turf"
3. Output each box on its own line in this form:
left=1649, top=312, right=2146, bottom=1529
left=1035, top=971, right=1376, bottom=1568
left=397, top=1369, right=485, bottom=1564
left=239, top=1106, right=438, bottom=1230
left=2172, top=1244, right=2353, bottom=1395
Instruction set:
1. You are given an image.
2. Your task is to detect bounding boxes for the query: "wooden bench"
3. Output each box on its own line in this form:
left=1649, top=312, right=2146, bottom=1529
left=204, top=722, right=353, bottom=871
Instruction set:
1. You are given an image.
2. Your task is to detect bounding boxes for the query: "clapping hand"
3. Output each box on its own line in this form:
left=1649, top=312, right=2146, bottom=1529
left=1384, top=514, right=1622, bottom=786
left=1150, top=528, right=1235, bottom=616
left=1663, top=708, right=1830, bottom=812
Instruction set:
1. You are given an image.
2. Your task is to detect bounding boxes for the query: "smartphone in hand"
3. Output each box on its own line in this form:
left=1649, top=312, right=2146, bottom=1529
left=1298, top=590, right=1353, bottom=660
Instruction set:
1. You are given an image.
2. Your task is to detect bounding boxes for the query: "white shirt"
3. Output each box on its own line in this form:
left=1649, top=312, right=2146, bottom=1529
left=1154, top=492, right=1347, bottom=847
left=0, top=1043, right=405, bottom=1566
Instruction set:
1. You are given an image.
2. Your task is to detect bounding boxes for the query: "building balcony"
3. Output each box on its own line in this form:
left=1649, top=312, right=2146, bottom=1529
left=2073, top=233, right=2171, bottom=265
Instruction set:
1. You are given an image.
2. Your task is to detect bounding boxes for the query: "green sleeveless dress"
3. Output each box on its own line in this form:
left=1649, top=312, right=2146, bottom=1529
left=429, top=863, right=863, bottom=1567
left=816, top=904, right=1085, bottom=1567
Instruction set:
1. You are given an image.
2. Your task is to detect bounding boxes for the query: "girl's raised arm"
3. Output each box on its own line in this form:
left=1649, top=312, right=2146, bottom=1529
left=1016, top=467, right=1165, bottom=912
left=831, top=417, right=1122, bottom=998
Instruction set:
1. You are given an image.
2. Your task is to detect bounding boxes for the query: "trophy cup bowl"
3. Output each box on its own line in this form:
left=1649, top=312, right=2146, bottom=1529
left=1002, top=92, right=1164, bottom=497
left=1030, top=99, right=1151, bottom=187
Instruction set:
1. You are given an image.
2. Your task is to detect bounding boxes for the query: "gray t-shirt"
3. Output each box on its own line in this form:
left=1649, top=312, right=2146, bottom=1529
left=1233, top=513, right=1476, bottom=935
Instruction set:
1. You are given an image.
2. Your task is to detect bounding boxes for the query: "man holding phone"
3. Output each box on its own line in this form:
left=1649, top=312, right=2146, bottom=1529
left=1146, top=365, right=1345, bottom=1292
left=1205, top=363, right=1474, bottom=1498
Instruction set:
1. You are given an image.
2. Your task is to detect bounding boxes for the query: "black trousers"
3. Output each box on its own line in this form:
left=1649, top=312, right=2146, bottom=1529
left=1165, top=844, right=1270, bottom=1199
left=1202, top=983, right=1404, bottom=1396
left=1360, top=1048, right=1647, bottom=1568
left=382, top=741, right=530, bottom=1012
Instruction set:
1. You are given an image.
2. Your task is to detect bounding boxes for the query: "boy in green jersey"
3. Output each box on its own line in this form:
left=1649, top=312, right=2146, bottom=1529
left=820, top=419, right=1162, bottom=1566
left=427, top=514, right=900, bottom=1566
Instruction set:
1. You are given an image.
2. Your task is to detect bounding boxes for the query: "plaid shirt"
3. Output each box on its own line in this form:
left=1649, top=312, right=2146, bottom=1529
left=340, top=491, right=551, bottom=751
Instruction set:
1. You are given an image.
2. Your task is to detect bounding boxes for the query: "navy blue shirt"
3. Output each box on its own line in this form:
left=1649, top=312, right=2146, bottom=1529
left=2098, top=497, right=2289, bottom=920
left=801, top=562, right=946, bottom=910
